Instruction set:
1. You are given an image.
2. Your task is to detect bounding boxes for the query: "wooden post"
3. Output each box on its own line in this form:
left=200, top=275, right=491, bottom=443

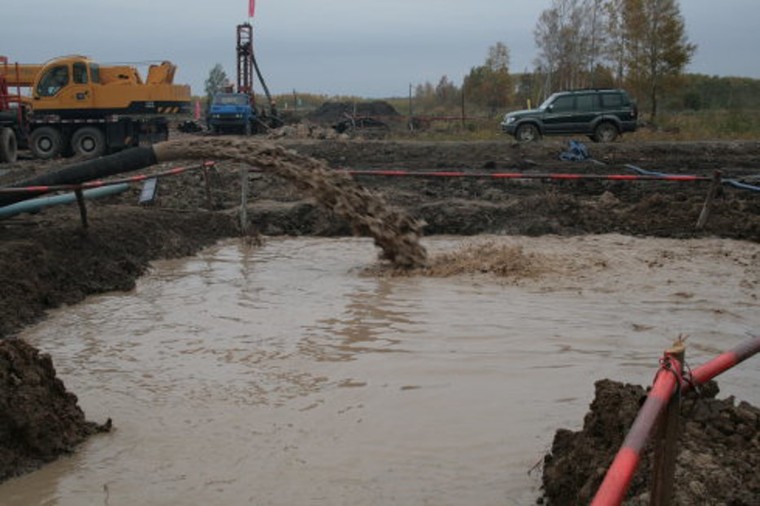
left=74, top=188, right=88, bottom=229
left=202, top=165, right=214, bottom=209
left=461, top=91, right=466, bottom=129
left=650, top=340, right=685, bottom=506
left=696, top=170, right=722, bottom=230
left=240, top=166, right=249, bottom=236
left=408, top=83, right=414, bottom=132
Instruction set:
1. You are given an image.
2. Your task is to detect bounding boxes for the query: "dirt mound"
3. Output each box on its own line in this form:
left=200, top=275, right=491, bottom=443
left=305, top=100, right=400, bottom=125
left=541, top=379, right=760, bottom=505
left=0, top=338, right=110, bottom=481
left=267, top=122, right=347, bottom=140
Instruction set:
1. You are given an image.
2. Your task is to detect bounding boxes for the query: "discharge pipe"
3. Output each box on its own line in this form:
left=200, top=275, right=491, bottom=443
left=0, top=147, right=158, bottom=208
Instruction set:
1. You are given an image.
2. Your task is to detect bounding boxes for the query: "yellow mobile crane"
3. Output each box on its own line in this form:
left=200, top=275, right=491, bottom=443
left=0, top=55, right=191, bottom=159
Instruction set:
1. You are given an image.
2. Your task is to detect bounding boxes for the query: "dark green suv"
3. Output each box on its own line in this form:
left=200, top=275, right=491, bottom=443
left=501, top=89, right=638, bottom=142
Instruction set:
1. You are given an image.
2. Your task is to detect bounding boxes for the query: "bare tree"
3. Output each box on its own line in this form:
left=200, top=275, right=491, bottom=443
left=204, top=64, right=228, bottom=98
left=486, top=42, right=511, bottom=72
left=534, top=0, right=599, bottom=92
left=623, top=0, right=696, bottom=119
left=585, top=0, right=608, bottom=87
left=464, top=42, right=513, bottom=116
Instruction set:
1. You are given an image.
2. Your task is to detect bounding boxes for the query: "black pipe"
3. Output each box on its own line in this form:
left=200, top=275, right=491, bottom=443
left=0, top=146, right=157, bottom=207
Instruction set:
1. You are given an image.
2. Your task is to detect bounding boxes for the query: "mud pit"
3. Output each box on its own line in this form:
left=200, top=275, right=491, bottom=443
left=1, top=137, right=760, bottom=503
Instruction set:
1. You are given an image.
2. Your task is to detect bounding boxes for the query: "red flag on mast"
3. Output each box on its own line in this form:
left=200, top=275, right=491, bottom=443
left=249, top=0, right=255, bottom=18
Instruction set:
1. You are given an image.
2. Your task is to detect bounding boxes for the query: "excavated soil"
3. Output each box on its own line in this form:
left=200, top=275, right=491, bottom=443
left=1, top=136, right=760, bottom=501
left=541, top=379, right=760, bottom=505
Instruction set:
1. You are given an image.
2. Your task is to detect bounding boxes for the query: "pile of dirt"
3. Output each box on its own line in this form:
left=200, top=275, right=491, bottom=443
left=540, top=379, right=760, bottom=505
left=305, top=100, right=400, bottom=125
left=267, top=122, right=347, bottom=140
left=0, top=338, right=110, bottom=481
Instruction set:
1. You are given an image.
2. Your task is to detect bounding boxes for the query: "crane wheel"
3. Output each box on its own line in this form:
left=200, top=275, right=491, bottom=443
left=29, top=127, right=63, bottom=160
left=71, top=127, right=106, bottom=158
left=0, top=128, right=18, bottom=163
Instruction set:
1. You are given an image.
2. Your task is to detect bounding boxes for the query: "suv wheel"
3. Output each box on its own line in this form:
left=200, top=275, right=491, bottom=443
left=515, top=123, right=540, bottom=142
left=593, top=122, right=619, bottom=143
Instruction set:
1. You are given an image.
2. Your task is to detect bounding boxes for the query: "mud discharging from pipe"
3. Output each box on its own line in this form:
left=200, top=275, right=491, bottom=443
left=153, top=137, right=427, bottom=268
left=363, top=240, right=553, bottom=280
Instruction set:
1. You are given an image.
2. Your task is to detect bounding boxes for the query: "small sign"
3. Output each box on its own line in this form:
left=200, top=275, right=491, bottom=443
left=138, top=178, right=158, bottom=204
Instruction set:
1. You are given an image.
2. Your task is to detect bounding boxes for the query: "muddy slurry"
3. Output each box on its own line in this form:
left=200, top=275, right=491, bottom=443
left=153, top=137, right=427, bottom=268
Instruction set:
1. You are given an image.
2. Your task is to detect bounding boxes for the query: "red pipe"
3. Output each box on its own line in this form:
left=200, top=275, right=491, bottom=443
left=591, top=334, right=760, bottom=505
left=343, top=169, right=709, bottom=182
left=590, top=355, right=682, bottom=506
left=688, top=334, right=760, bottom=388
left=0, top=162, right=214, bottom=194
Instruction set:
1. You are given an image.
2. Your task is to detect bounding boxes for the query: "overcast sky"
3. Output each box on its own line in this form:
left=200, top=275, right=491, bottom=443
left=2, top=0, right=758, bottom=99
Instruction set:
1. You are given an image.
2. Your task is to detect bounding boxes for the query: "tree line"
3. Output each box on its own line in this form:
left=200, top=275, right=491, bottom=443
left=416, top=0, right=704, bottom=120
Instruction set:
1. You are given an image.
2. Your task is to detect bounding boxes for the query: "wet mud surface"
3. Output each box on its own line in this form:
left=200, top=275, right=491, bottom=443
left=1, top=136, right=760, bottom=502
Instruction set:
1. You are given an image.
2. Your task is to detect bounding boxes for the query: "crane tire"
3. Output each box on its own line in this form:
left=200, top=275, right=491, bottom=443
left=30, top=127, right=63, bottom=160
left=0, top=127, right=18, bottom=163
left=71, top=126, right=106, bottom=158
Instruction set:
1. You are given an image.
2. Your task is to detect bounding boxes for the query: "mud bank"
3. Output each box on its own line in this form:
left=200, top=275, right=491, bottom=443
left=0, top=339, right=110, bottom=482
left=541, top=379, right=760, bottom=505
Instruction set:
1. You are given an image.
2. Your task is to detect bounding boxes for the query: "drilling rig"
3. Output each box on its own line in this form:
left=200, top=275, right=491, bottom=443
left=207, top=22, right=280, bottom=135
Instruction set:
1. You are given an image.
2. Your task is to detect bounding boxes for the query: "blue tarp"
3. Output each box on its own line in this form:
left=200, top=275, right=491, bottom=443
left=559, top=140, right=590, bottom=162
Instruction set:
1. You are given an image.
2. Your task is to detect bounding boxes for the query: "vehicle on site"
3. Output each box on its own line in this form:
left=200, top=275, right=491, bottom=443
left=0, top=56, right=27, bottom=163
left=501, top=88, right=638, bottom=143
left=207, top=92, right=257, bottom=134
left=0, top=54, right=191, bottom=160
left=207, top=22, right=280, bottom=136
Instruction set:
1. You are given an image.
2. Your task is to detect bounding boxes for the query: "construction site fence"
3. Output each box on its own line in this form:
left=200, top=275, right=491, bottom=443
left=0, top=161, right=216, bottom=195
left=2, top=159, right=758, bottom=224
left=591, top=334, right=760, bottom=506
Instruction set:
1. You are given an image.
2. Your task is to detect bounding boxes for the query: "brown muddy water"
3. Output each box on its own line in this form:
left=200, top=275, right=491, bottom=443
left=2, top=234, right=759, bottom=506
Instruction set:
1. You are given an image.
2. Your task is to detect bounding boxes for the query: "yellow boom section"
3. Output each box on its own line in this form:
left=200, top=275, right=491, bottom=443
left=0, top=63, right=44, bottom=87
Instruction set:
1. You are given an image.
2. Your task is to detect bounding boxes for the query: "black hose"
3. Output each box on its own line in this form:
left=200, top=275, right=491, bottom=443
left=0, top=146, right=157, bottom=207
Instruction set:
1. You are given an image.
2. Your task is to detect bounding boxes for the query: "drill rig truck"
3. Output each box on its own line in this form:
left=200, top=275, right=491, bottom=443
left=207, top=22, right=280, bottom=135
left=0, top=55, right=191, bottom=160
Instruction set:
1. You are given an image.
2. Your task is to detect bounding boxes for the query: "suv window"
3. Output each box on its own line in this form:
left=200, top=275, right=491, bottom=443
left=576, top=94, right=597, bottom=112
left=600, top=93, right=625, bottom=109
left=551, top=96, right=575, bottom=113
